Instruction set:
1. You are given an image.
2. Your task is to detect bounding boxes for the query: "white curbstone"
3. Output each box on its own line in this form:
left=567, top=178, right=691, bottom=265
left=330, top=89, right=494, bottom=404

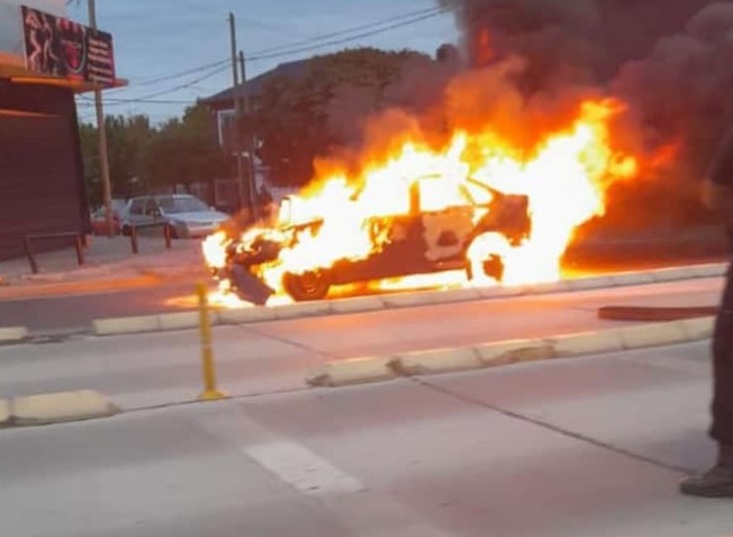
left=158, top=311, right=202, bottom=331
left=693, top=263, right=728, bottom=278
left=552, top=330, right=624, bottom=357
left=425, top=287, right=483, bottom=304
left=609, top=272, right=656, bottom=287
left=526, top=281, right=569, bottom=295
left=619, top=321, right=690, bottom=350
left=394, top=347, right=482, bottom=376
left=11, top=390, right=120, bottom=426
left=306, top=356, right=397, bottom=387
left=651, top=267, right=699, bottom=282
left=330, top=296, right=386, bottom=314
left=476, top=284, right=526, bottom=300
left=0, top=399, right=10, bottom=427
left=215, top=306, right=276, bottom=325
left=475, top=339, right=555, bottom=367
left=566, top=276, right=615, bottom=291
left=380, top=290, right=446, bottom=309
left=93, top=315, right=160, bottom=336
left=273, top=301, right=333, bottom=320
left=0, top=327, right=28, bottom=344
left=679, top=316, right=716, bottom=341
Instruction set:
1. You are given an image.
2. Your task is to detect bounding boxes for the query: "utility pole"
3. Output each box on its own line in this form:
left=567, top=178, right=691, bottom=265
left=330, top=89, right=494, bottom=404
left=228, top=12, right=249, bottom=217
left=87, top=0, right=114, bottom=237
left=239, top=50, right=258, bottom=220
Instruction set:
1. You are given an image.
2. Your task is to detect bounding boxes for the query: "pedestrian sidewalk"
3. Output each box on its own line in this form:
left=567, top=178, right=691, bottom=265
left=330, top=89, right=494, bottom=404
left=0, top=235, right=209, bottom=300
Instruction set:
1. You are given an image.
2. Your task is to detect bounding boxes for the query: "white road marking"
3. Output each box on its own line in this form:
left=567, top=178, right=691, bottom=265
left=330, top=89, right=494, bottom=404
left=245, top=441, right=365, bottom=497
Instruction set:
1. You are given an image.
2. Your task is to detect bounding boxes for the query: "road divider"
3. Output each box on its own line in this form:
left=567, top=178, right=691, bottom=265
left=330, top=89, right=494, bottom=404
left=0, top=327, right=28, bottom=344
left=88, top=262, right=727, bottom=338
left=306, top=317, right=715, bottom=387
left=7, top=390, right=119, bottom=426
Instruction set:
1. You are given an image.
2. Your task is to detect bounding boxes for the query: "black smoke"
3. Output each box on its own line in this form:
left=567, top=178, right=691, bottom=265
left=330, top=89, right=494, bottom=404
left=440, top=0, right=733, bottom=232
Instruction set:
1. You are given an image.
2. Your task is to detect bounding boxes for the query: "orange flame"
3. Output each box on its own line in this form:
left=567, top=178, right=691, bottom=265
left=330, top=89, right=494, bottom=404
left=203, top=97, right=638, bottom=305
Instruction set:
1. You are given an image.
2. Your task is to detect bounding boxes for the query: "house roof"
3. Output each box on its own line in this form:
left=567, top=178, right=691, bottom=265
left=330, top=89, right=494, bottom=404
left=201, top=59, right=311, bottom=110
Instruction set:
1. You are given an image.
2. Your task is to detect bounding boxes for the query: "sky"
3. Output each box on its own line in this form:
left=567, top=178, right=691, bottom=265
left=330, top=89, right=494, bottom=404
left=67, top=0, right=460, bottom=124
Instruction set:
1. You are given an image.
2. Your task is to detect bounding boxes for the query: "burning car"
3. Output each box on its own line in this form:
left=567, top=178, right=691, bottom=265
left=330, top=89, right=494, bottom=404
left=207, top=174, right=531, bottom=305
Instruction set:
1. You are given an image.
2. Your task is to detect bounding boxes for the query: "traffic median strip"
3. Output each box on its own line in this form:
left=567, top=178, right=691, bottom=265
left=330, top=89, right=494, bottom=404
left=0, top=327, right=29, bottom=344
left=306, top=317, right=715, bottom=387
left=89, top=262, right=727, bottom=337
left=0, top=390, right=120, bottom=428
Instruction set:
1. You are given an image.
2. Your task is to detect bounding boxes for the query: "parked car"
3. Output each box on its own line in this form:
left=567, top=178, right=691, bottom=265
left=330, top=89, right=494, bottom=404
left=90, top=198, right=128, bottom=235
left=122, top=194, right=230, bottom=238
left=214, top=175, right=531, bottom=303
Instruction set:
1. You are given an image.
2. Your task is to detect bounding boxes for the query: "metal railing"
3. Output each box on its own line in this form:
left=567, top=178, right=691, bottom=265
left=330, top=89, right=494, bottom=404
left=23, top=232, right=86, bottom=275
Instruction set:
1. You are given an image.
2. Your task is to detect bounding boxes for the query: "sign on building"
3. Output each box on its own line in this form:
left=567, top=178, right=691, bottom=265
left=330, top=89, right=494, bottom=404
left=20, top=5, right=115, bottom=86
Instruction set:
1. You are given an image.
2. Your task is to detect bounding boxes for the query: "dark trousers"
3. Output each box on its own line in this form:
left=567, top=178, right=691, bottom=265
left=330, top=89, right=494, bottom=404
left=711, top=262, right=733, bottom=446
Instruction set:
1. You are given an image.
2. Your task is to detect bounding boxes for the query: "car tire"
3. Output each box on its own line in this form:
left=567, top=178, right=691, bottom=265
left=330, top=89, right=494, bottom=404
left=282, top=270, right=331, bottom=302
left=466, top=254, right=505, bottom=282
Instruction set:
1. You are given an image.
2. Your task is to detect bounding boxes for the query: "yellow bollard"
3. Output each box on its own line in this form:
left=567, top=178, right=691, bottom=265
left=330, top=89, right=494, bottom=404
left=196, top=282, right=226, bottom=401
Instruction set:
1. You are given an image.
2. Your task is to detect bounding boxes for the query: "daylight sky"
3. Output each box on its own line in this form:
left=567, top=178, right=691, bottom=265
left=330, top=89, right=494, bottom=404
left=67, top=0, right=459, bottom=124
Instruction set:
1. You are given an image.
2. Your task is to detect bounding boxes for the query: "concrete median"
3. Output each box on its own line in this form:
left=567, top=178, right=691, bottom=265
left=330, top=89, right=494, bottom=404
left=0, top=399, right=10, bottom=428
left=10, top=390, right=120, bottom=426
left=87, top=262, right=727, bottom=337
left=0, top=327, right=28, bottom=344
left=306, top=317, right=717, bottom=388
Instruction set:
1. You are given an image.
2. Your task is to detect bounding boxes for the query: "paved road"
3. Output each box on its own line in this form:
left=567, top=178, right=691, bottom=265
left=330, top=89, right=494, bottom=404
left=0, top=256, right=726, bottom=334
left=0, top=276, right=722, bottom=410
left=0, top=343, right=731, bottom=537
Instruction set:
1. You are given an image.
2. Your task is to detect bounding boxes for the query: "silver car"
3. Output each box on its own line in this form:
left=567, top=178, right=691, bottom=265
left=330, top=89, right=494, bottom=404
left=123, top=194, right=230, bottom=238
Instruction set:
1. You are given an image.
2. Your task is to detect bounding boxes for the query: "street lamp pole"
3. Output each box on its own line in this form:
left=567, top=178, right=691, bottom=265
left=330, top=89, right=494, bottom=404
left=86, top=0, right=114, bottom=237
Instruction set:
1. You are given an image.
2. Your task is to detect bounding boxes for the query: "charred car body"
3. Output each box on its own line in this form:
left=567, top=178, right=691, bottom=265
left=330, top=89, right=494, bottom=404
left=213, top=176, right=531, bottom=304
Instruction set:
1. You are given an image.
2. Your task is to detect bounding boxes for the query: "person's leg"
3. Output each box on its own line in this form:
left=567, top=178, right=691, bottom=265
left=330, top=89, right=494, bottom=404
left=681, top=263, right=733, bottom=497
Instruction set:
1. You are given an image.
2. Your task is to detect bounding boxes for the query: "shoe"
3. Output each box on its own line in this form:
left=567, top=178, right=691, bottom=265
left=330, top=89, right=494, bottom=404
left=680, top=465, right=733, bottom=498
left=680, top=443, right=733, bottom=498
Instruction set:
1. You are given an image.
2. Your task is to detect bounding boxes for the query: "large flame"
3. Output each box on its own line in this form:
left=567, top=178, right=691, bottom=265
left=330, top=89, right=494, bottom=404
left=203, top=98, right=638, bottom=306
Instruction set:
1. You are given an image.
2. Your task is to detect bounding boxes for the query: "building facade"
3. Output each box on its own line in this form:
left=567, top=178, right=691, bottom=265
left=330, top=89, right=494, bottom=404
left=0, top=0, right=120, bottom=259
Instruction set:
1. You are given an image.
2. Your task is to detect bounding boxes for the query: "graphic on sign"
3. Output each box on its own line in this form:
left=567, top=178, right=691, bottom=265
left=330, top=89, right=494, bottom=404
left=20, top=5, right=115, bottom=86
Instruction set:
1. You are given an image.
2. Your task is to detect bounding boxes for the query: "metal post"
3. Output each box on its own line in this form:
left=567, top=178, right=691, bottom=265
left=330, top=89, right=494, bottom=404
left=23, top=237, right=38, bottom=274
left=74, top=235, right=85, bottom=266
left=229, top=13, right=249, bottom=215
left=196, top=282, right=226, bottom=401
left=163, top=224, right=172, bottom=249
left=239, top=50, right=258, bottom=220
left=130, top=225, right=139, bottom=254
left=87, top=0, right=114, bottom=238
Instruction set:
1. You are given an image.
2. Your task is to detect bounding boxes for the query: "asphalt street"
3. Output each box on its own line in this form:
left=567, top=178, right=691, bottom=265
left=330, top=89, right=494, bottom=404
left=0, top=256, right=726, bottom=335
left=0, top=342, right=731, bottom=537
left=0, top=276, right=723, bottom=409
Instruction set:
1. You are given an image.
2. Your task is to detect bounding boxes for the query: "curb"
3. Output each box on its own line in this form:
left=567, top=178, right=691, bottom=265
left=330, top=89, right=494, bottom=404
left=0, top=327, right=29, bottom=344
left=0, top=390, right=120, bottom=428
left=89, top=262, right=728, bottom=337
left=306, top=317, right=715, bottom=387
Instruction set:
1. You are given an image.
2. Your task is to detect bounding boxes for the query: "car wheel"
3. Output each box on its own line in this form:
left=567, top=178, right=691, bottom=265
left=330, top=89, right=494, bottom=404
left=466, top=254, right=505, bottom=282
left=282, top=270, right=331, bottom=301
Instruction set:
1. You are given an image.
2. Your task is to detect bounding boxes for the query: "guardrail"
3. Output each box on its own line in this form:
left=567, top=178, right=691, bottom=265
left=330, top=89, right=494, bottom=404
left=23, top=232, right=86, bottom=275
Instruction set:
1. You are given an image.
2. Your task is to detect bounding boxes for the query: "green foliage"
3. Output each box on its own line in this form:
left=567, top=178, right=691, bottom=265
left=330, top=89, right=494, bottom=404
left=252, top=47, right=429, bottom=186
left=79, top=102, right=233, bottom=205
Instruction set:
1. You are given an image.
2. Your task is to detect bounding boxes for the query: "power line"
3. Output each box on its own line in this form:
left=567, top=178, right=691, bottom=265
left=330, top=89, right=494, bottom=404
left=247, top=8, right=448, bottom=63
left=250, top=6, right=443, bottom=56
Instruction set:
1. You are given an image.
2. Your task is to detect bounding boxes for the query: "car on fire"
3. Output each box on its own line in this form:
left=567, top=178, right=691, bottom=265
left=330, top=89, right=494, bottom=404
left=211, top=175, right=532, bottom=305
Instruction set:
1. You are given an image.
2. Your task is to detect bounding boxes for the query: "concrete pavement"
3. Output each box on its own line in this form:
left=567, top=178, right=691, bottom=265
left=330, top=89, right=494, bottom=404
left=0, top=343, right=730, bottom=537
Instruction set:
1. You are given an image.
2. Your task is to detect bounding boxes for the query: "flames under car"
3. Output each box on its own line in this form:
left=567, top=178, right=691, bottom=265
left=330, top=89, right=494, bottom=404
left=212, top=176, right=532, bottom=305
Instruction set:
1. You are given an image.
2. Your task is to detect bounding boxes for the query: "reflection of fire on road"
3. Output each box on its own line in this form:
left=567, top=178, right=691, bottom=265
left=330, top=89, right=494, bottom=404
left=202, top=98, right=639, bottom=308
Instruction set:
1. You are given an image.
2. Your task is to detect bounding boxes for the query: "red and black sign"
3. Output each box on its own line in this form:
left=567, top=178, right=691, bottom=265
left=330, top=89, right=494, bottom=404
left=20, top=5, right=116, bottom=87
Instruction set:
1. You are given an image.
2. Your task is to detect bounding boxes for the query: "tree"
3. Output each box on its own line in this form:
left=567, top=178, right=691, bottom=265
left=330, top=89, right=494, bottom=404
left=252, top=47, right=430, bottom=186
left=144, top=103, right=233, bottom=191
left=79, top=114, right=154, bottom=207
